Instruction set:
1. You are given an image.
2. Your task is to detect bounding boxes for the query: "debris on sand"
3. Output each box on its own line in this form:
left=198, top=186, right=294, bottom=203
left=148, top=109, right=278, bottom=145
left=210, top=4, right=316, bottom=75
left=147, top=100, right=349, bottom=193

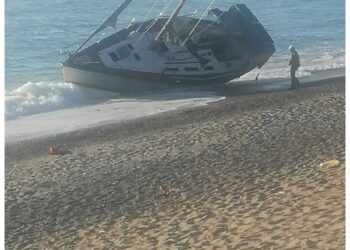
left=319, top=160, right=340, bottom=168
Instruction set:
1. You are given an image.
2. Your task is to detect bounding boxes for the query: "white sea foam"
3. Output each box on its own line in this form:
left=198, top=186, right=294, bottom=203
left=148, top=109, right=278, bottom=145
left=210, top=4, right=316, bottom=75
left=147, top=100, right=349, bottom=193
left=5, top=90, right=225, bottom=143
left=5, top=81, right=119, bottom=120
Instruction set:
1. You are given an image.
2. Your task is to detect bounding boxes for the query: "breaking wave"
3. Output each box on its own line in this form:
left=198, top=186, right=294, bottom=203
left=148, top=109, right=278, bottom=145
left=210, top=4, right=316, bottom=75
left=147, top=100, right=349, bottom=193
left=5, top=81, right=118, bottom=120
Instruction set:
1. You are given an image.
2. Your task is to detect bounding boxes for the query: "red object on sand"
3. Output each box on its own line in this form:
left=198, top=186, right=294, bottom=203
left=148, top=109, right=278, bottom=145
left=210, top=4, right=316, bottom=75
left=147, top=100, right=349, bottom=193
left=48, top=147, right=67, bottom=155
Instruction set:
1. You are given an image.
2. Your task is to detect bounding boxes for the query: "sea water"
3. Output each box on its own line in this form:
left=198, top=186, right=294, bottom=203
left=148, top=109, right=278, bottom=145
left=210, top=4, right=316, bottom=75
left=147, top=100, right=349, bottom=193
left=5, top=0, right=345, bottom=142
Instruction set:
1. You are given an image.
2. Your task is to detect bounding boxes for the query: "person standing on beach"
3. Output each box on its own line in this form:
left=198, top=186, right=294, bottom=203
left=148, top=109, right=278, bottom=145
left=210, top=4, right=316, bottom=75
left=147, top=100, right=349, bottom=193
left=289, top=45, right=301, bottom=89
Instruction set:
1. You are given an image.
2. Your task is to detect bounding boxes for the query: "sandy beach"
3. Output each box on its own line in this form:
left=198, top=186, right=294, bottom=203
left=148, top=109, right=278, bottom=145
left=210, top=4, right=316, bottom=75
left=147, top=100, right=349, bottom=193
left=5, top=77, right=345, bottom=249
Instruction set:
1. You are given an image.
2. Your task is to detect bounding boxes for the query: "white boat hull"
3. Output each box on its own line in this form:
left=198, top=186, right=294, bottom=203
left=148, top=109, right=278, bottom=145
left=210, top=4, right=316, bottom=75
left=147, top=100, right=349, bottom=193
left=62, top=65, right=174, bottom=92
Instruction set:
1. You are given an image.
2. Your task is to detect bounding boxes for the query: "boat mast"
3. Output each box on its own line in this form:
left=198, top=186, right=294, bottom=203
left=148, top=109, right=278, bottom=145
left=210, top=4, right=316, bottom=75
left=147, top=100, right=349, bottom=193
left=155, top=0, right=187, bottom=42
left=72, top=0, right=132, bottom=55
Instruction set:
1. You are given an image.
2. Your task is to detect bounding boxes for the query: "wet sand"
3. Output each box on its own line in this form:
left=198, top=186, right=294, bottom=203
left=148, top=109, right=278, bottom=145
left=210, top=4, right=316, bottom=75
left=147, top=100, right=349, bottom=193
left=5, top=77, right=345, bottom=249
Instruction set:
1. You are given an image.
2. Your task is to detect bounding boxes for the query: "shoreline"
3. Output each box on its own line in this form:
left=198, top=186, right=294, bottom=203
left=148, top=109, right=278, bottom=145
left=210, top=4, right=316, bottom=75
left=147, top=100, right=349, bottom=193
left=5, top=75, right=345, bottom=162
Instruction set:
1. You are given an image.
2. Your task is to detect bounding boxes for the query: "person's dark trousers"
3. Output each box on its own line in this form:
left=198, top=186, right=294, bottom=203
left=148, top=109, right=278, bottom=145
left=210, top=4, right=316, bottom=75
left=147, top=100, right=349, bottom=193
left=290, top=68, right=300, bottom=89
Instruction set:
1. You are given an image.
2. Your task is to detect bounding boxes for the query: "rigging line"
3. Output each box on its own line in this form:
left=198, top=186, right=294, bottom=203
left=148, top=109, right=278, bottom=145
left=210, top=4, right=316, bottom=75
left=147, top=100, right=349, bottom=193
left=182, top=0, right=216, bottom=45
left=170, top=9, right=198, bottom=38
left=190, top=11, right=225, bottom=39
left=161, top=0, right=178, bottom=15
left=133, top=14, right=161, bottom=45
left=136, top=0, right=162, bottom=32
left=133, top=0, right=177, bottom=45
left=155, top=0, right=187, bottom=41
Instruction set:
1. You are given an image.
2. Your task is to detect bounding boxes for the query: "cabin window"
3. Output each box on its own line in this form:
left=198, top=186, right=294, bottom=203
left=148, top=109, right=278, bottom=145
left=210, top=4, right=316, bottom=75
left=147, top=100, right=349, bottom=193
left=198, top=37, right=210, bottom=44
left=127, top=44, right=134, bottom=50
left=174, top=51, right=188, bottom=54
left=185, top=67, right=199, bottom=72
left=204, top=66, right=215, bottom=71
left=116, top=46, right=131, bottom=60
left=133, top=54, right=141, bottom=61
left=165, top=68, right=179, bottom=72
left=109, top=52, right=119, bottom=62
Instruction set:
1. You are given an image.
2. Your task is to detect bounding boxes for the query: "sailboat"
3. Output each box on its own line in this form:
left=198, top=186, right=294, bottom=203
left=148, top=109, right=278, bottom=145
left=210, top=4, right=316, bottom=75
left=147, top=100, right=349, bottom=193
left=61, top=0, right=275, bottom=92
